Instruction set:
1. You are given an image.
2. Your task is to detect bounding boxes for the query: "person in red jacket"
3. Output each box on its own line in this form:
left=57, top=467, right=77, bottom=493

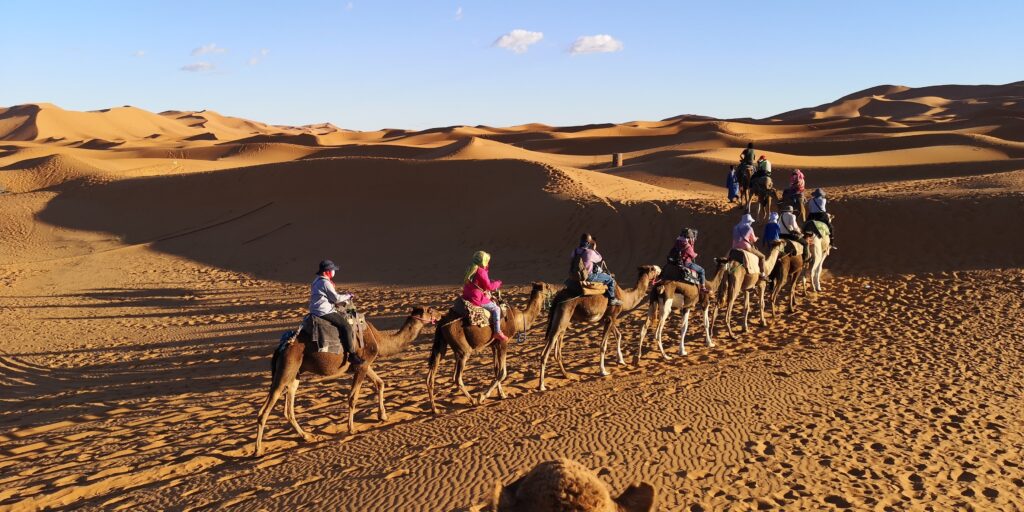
left=462, top=250, right=508, bottom=342
left=666, top=228, right=706, bottom=292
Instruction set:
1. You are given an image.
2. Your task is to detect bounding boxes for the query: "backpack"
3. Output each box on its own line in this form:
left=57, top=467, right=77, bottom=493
left=569, top=249, right=589, bottom=281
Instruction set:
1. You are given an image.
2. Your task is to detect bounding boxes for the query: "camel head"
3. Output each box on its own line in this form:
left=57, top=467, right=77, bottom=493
left=410, top=306, right=443, bottom=325
left=493, top=458, right=656, bottom=512
left=637, top=265, right=661, bottom=285
left=531, top=281, right=558, bottom=312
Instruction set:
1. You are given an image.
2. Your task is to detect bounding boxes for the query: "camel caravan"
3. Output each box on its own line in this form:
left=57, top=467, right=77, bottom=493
left=254, top=145, right=835, bottom=456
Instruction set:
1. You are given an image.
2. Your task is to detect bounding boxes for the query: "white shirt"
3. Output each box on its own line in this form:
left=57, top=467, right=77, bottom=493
left=309, top=276, right=352, bottom=316
left=780, top=212, right=801, bottom=235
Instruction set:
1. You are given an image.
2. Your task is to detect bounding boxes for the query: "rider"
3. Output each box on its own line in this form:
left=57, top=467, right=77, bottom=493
left=310, top=259, right=362, bottom=365
left=762, top=212, right=781, bottom=250
left=571, top=233, right=621, bottom=306
left=756, top=154, right=772, bottom=179
left=726, top=165, right=740, bottom=203
left=740, top=142, right=756, bottom=168
left=462, top=251, right=508, bottom=342
left=807, top=188, right=837, bottom=249
left=779, top=205, right=808, bottom=257
left=666, top=228, right=707, bottom=292
left=789, top=168, right=805, bottom=196
left=732, top=214, right=766, bottom=274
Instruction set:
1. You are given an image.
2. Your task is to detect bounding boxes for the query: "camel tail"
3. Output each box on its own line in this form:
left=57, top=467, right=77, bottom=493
left=428, top=324, right=448, bottom=370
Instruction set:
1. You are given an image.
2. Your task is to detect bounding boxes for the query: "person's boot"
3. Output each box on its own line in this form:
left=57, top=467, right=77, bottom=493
left=609, top=297, right=623, bottom=306
left=347, top=352, right=364, bottom=368
left=493, top=329, right=509, bottom=342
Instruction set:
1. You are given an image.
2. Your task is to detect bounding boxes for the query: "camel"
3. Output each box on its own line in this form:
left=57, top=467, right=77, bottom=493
left=491, top=458, right=656, bottom=512
left=768, top=240, right=805, bottom=317
left=747, top=179, right=778, bottom=221
left=538, top=265, right=661, bottom=391
left=780, top=188, right=807, bottom=223
left=804, top=229, right=831, bottom=293
left=710, top=241, right=787, bottom=339
left=635, top=270, right=721, bottom=361
left=255, top=305, right=442, bottom=457
left=737, top=164, right=754, bottom=205
left=426, top=282, right=556, bottom=414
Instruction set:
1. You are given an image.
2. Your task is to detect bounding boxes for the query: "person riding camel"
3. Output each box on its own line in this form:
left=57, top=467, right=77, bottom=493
left=807, top=188, right=837, bottom=249
left=762, top=212, right=781, bottom=250
left=666, top=228, right=707, bottom=292
left=571, top=233, right=622, bottom=306
left=779, top=204, right=808, bottom=257
left=755, top=154, right=772, bottom=179
left=789, top=168, right=805, bottom=196
left=732, top=214, right=766, bottom=274
left=740, top=142, right=756, bottom=167
left=310, top=259, right=363, bottom=365
left=462, top=251, right=509, bottom=342
left=726, top=165, right=740, bottom=203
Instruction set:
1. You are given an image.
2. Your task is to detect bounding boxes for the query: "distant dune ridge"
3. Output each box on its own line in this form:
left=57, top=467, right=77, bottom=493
left=1, top=80, right=1023, bottom=281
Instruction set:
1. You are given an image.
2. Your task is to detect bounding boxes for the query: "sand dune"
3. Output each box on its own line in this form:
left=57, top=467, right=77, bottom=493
left=2, top=81, right=1024, bottom=511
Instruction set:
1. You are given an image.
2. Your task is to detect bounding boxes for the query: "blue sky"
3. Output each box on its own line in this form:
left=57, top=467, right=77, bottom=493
left=1, top=1, right=1021, bottom=130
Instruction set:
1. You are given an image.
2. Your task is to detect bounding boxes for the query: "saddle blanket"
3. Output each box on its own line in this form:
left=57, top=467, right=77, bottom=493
left=453, top=298, right=510, bottom=328
left=729, top=249, right=760, bottom=276
left=299, top=313, right=367, bottom=354
left=563, top=278, right=608, bottom=297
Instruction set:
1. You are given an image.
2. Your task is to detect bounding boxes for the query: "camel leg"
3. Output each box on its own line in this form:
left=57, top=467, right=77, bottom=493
left=481, top=343, right=508, bottom=403
left=636, top=301, right=655, bottom=363
left=427, top=357, right=441, bottom=415
left=255, top=355, right=297, bottom=457
left=788, top=274, right=799, bottom=312
left=363, top=366, right=387, bottom=422
left=284, top=379, right=315, bottom=442
left=555, top=333, right=570, bottom=379
left=496, top=346, right=509, bottom=399
left=725, top=288, right=738, bottom=340
left=656, top=298, right=672, bottom=360
left=703, top=305, right=714, bottom=348
left=598, top=321, right=614, bottom=377
left=539, top=333, right=557, bottom=391
left=615, top=327, right=625, bottom=365
left=742, top=291, right=751, bottom=333
left=759, top=284, right=767, bottom=327
left=679, top=308, right=691, bottom=356
left=347, top=366, right=368, bottom=434
left=454, top=352, right=475, bottom=404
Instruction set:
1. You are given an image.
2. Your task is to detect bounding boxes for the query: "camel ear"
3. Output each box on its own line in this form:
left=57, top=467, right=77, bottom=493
left=614, top=482, right=656, bottom=512
left=411, top=306, right=425, bottom=317
left=494, top=475, right=525, bottom=511
left=531, top=281, right=542, bottom=288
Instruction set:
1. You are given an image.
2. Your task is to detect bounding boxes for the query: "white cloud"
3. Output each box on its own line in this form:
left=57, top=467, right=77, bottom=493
left=493, top=29, right=543, bottom=54
left=248, top=48, right=270, bottom=65
left=133, top=50, right=146, bottom=58
left=191, top=43, right=226, bottom=56
left=455, top=6, right=463, bottom=20
left=181, top=62, right=215, bottom=72
left=569, top=34, right=623, bottom=55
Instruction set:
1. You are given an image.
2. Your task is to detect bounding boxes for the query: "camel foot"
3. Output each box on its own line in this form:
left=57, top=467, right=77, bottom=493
left=253, top=446, right=265, bottom=458
left=379, top=413, right=389, bottom=422
left=661, top=354, right=671, bottom=361
left=706, top=342, right=716, bottom=348
left=431, top=406, right=442, bottom=415
left=539, top=384, right=548, bottom=392
left=679, top=350, right=688, bottom=357
left=477, top=393, right=487, bottom=405
left=599, top=368, right=611, bottom=377
left=302, top=433, right=325, bottom=443
left=616, top=356, right=625, bottom=365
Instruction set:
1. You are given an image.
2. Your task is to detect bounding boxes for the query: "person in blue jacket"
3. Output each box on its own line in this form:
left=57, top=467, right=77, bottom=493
left=726, top=165, right=740, bottom=203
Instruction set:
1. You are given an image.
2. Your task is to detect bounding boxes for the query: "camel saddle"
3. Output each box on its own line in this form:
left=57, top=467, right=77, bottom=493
left=752, top=176, right=774, bottom=195
left=660, top=264, right=700, bottom=286
left=728, top=249, right=760, bottom=277
left=453, top=298, right=509, bottom=328
left=299, top=312, right=367, bottom=354
left=783, top=238, right=803, bottom=256
left=563, top=278, right=608, bottom=297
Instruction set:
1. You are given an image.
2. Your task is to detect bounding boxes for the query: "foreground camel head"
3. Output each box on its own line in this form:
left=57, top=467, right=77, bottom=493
left=493, top=458, right=656, bottom=512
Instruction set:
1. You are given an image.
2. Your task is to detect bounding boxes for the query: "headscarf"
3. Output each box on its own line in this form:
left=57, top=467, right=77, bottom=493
left=741, top=213, right=755, bottom=225
left=768, top=212, right=779, bottom=224
left=463, top=251, right=491, bottom=283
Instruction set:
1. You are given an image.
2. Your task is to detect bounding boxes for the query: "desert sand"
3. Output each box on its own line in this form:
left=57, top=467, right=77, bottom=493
left=1, top=82, right=1023, bottom=511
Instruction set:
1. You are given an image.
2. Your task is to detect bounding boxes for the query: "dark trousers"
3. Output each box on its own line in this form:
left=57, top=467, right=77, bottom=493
left=319, top=312, right=356, bottom=354
left=781, top=233, right=808, bottom=256
left=684, top=262, right=706, bottom=286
